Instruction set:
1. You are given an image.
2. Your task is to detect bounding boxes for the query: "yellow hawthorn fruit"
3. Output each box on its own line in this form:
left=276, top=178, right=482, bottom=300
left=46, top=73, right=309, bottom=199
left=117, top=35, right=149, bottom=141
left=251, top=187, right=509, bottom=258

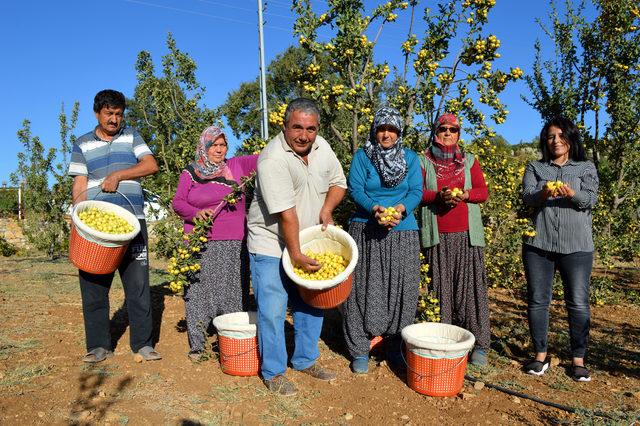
left=380, top=206, right=398, bottom=223
left=545, top=180, right=564, bottom=196
left=450, top=187, right=464, bottom=197
left=78, top=208, right=134, bottom=234
left=294, top=251, right=348, bottom=281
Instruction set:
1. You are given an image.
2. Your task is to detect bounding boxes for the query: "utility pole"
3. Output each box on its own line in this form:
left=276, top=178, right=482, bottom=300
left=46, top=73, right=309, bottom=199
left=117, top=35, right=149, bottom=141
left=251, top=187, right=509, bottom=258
left=257, top=0, right=269, bottom=140
left=18, top=181, right=23, bottom=220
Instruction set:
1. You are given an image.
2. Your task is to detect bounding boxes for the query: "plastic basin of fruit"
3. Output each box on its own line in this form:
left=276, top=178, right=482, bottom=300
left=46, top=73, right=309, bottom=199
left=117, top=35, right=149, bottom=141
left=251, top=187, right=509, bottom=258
left=282, top=224, right=359, bottom=309
left=69, top=200, right=140, bottom=275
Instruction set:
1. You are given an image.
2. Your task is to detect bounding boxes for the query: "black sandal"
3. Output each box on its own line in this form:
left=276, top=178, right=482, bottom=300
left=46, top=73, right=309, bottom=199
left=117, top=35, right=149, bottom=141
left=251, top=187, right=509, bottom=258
left=82, top=347, right=113, bottom=363
left=571, top=365, right=591, bottom=382
left=523, top=357, right=549, bottom=376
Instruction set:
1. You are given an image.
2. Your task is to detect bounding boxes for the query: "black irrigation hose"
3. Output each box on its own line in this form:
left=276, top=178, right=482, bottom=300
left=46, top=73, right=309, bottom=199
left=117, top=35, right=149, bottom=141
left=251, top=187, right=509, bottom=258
left=464, top=374, right=617, bottom=420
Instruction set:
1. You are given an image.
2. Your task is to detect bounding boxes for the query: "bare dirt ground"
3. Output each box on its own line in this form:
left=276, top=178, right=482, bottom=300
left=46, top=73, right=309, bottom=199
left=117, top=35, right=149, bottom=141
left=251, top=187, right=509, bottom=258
left=0, top=254, right=638, bottom=425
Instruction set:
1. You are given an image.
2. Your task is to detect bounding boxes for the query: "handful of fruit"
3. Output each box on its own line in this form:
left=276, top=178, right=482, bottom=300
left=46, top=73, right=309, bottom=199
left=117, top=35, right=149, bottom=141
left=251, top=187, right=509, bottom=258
left=293, top=250, right=349, bottom=281
left=380, top=206, right=399, bottom=223
left=545, top=180, right=564, bottom=196
left=78, top=207, right=134, bottom=234
left=449, top=187, right=464, bottom=197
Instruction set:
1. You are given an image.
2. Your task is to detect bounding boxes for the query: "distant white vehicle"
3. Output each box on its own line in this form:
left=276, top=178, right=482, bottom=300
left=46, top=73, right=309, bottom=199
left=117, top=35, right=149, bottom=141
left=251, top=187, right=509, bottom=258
left=143, top=190, right=168, bottom=222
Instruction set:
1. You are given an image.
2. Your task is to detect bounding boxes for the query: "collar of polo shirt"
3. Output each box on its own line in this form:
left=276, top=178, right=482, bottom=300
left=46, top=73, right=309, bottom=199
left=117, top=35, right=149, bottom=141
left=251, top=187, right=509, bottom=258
left=279, top=132, right=320, bottom=158
left=93, top=124, right=126, bottom=142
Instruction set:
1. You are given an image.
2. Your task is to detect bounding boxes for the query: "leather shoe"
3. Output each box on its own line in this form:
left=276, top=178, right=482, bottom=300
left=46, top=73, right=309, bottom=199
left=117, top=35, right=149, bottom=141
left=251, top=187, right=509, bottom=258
left=300, top=364, right=337, bottom=381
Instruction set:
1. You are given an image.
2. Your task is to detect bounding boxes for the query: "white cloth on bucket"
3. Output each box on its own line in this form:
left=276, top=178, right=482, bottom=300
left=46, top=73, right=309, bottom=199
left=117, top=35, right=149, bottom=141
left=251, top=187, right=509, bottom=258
left=212, top=311, right=257, bottom=339
left=402, top=323, right=475, bottom=359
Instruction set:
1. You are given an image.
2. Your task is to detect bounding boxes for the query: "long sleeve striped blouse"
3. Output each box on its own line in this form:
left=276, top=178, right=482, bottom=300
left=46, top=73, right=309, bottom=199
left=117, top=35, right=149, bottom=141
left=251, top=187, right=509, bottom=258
left=522, top=159, right=599, bottom=254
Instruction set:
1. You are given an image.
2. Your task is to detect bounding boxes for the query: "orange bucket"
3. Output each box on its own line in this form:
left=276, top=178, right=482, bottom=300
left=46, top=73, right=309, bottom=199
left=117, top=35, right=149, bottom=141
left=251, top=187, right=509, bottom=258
left=370, top=335, right=385, bottom=352
left=405, top=351, right=468, bottom=397
left=401, top=323, right=475, bottom=397
left=69, top=225, right=129, bottom=275
left=69, top=199, right=140, bottom=275
left=213, top=312, right=260, bottom=376
left=217, top=335, right=260, bottom=376
left=297, top=273, right=353, bottom=309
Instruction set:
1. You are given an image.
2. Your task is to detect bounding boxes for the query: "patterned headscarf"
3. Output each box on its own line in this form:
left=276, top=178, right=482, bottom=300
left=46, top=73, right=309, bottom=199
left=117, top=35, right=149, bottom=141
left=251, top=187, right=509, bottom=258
left=428, top=113, right=465, bottom=178
left=363, top=106, right=407, bottom=187
left=189, top=125, right=233, bottom=181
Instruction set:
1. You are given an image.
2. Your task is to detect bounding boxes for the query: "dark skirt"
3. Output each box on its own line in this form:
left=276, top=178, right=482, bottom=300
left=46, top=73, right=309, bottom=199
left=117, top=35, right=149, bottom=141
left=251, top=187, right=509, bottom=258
left=423, top=231, right=490, bottom=350
left=342, top=221, right=421, bottom=357
left=183, top=239, right=250, bottom=352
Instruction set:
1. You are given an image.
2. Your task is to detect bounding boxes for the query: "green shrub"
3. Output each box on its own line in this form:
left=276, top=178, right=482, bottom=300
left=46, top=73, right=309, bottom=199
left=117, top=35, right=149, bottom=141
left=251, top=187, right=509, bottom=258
left=0, top=188, right=18, bottom=216
left=0, top=236, right=17, bottom=257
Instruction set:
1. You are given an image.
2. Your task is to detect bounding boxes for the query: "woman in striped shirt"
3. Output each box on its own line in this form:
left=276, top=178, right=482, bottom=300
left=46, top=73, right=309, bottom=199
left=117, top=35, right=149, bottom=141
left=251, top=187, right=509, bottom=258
left=521, top=116, right=599, bottom=382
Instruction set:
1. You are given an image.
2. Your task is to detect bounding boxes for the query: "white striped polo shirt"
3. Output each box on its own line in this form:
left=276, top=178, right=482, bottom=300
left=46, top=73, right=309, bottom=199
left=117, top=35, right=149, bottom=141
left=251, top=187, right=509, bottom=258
left=68, top=125, right=153, bottom=219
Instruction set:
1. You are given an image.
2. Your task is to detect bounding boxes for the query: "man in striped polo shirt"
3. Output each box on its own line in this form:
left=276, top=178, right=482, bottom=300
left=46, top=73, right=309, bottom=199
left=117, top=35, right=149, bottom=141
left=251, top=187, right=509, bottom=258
left=69, top=89, right=161, bottom=363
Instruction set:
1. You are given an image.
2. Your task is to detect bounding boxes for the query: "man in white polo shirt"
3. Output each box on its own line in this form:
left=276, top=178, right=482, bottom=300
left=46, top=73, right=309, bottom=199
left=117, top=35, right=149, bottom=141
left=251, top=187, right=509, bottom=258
left=247, top=98, right=347, bottom=396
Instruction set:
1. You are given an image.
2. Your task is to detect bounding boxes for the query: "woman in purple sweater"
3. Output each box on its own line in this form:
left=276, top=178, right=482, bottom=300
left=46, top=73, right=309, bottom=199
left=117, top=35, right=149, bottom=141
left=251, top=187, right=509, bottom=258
left=172, top=125, right=258, bottom=360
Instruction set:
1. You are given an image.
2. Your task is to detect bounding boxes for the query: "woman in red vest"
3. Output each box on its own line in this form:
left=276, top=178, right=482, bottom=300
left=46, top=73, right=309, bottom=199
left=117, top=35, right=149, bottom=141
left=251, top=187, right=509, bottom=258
left=418, top=113, right=490, bottom=366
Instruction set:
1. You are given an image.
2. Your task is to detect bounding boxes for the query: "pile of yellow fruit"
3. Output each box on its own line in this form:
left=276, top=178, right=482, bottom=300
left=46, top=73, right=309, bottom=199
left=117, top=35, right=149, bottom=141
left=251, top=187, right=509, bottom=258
left=450, top=187, right=464, bottom=197
left=380, top=206, right=398, bottom=223
left=78, top=207, right=134, bottom=234
left=545, top=180, right=564, bottom=196
left=293, top=250, right=349, bottom=281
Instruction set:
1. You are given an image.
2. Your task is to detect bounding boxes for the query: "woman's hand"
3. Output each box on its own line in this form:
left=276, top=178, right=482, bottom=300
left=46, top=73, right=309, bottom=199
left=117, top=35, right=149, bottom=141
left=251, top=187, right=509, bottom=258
left=557, top=183, right=576, bottom=199
left=541, top=184, right=555, bottom=200
left=390, top=204, right=405, bottom=226
left=453, top=190, right=469, bottom=203
left=195, top=209, right=215, bottom=220
left=441, top=187, right=461, bottom=207
left=435, top=187, right=449, bottom=206
left=372, top=205, right=386, bottom=225
left=373, top=204, right=403, bottom=229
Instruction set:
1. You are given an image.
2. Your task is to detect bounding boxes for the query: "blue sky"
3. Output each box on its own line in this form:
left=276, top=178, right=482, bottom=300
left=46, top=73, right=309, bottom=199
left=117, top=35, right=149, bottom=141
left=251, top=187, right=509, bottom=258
left=0, top=0, right=593, bottom=186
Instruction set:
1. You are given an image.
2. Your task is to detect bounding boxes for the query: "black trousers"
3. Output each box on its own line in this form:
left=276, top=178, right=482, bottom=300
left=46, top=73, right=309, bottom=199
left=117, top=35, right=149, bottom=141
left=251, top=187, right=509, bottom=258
left=79, top=220, right=152, bottom=353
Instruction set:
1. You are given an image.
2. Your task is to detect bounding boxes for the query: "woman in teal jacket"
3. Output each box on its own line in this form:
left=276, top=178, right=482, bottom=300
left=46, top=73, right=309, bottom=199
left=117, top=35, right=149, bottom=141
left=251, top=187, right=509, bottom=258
left=343, top=107, right=423, bottom=374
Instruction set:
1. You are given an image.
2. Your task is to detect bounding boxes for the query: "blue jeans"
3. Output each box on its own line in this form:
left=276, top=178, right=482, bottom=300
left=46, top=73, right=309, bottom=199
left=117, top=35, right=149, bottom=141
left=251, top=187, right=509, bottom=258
left=249, top=253, right=324, bottom=380
left=522, top=245, right=593, bottom=358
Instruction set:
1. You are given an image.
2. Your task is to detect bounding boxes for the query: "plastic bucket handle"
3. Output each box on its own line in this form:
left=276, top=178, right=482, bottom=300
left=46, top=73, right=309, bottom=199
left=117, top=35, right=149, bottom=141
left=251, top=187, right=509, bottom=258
left=219, top=343, right=259, bottom=361
left=400, top=339, right=469, bottom=381
left=72, top=188, right=137, bottom=215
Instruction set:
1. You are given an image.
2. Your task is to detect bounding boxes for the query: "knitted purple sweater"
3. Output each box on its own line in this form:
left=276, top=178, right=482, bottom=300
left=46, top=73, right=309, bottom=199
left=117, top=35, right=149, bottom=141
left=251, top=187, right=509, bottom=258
left=172, top=155, right=258, bottom=241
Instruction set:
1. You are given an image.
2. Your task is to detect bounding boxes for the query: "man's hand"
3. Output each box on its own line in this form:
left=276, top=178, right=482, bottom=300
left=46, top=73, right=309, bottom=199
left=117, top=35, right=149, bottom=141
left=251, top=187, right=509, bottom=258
left=318, top=207, right=334, bottom=231
left=99, top=155, right=159, bottom=193
left=291, top=251, right=321, bottom=272
left=101, top=172, right=121, bottom=193
left=318, top=185, right=346, bottom=230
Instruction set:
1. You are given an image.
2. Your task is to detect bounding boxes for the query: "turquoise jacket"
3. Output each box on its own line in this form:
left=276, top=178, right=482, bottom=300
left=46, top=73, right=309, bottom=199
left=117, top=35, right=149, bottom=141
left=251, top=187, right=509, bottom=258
left=348, top=148, right=423, bottom=231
